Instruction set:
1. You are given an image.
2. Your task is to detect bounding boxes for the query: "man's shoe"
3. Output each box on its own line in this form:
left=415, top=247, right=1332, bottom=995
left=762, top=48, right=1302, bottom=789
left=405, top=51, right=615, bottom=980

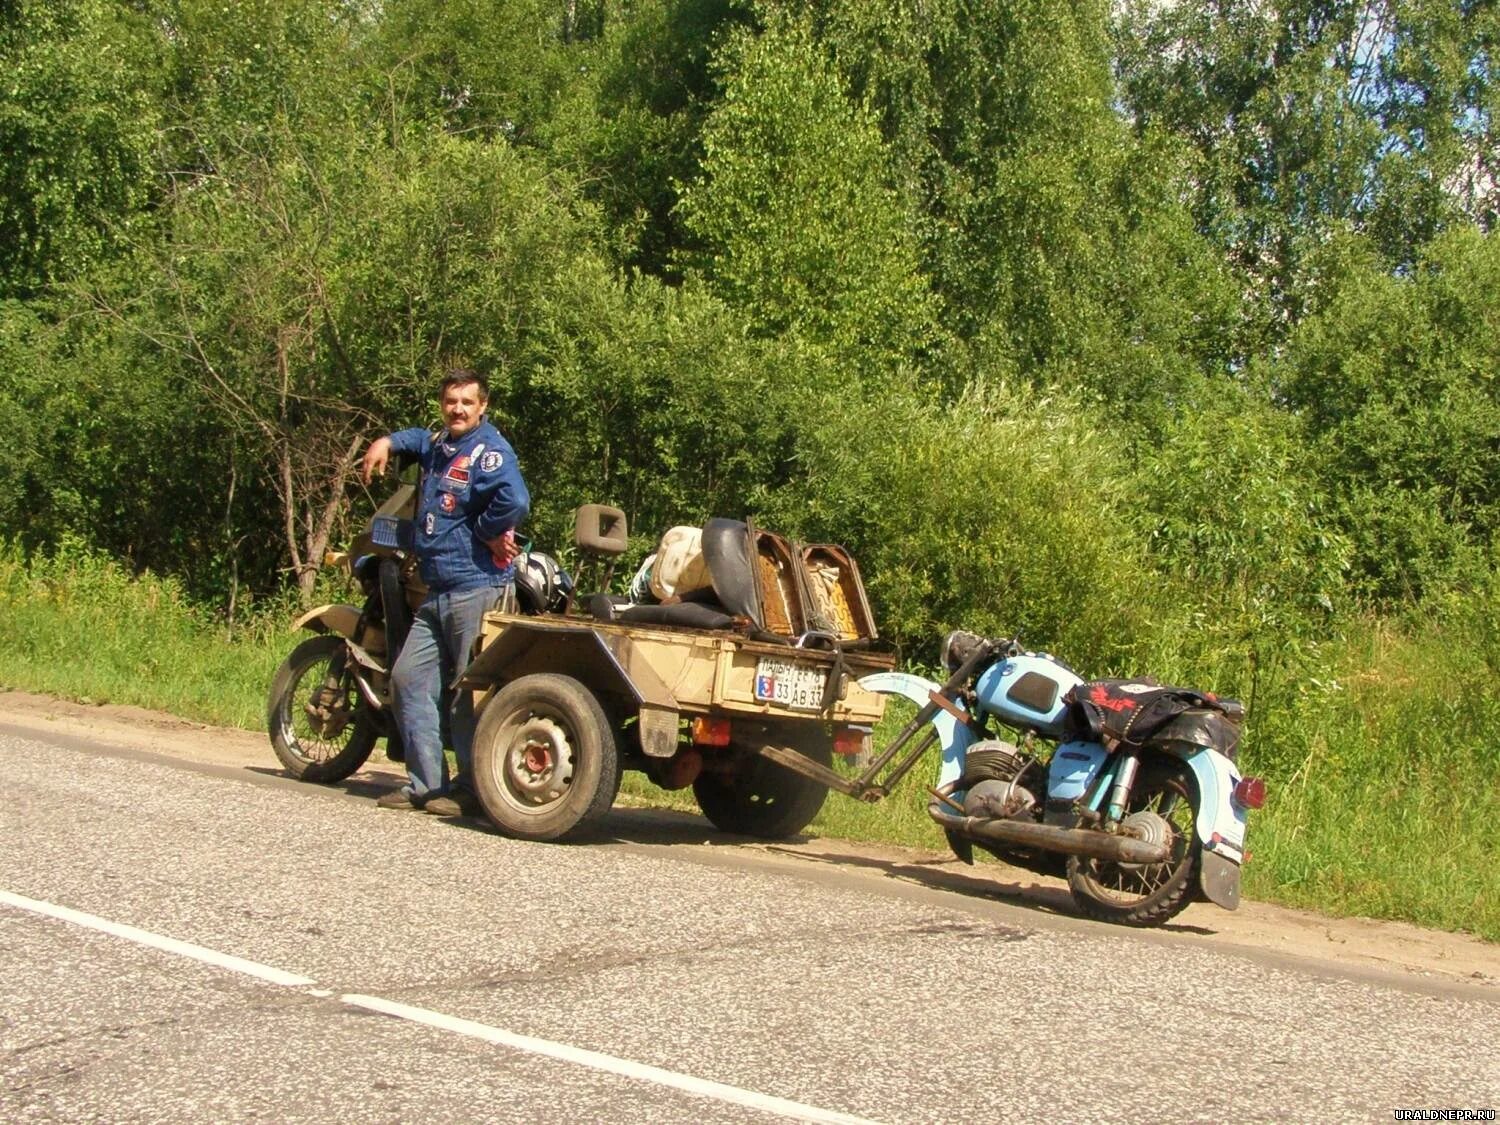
left=376, top=789, right=423, bottom=811
left=424, top=788, right=482, bottom=818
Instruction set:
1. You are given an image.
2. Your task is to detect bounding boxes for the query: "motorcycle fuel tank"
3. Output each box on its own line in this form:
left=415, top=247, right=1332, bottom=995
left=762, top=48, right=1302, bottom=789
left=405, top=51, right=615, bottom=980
left=973, top=653, right=1082, bottom=740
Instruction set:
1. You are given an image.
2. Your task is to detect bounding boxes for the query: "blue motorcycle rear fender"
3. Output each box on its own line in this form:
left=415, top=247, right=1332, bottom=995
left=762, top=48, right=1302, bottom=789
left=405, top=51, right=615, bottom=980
left=1162, top=745, right=1248, bottom=910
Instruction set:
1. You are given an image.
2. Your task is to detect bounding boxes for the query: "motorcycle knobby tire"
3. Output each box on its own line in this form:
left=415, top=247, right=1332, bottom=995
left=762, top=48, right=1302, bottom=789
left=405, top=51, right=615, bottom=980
left=268, top=633, right=379, bottom=783
left=1065, top=760, right=1202, bottom=927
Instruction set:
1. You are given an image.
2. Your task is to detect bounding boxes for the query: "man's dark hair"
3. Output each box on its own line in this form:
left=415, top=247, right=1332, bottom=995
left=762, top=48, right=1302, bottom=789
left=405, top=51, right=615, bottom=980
left=439, top=367, right=489, bottom=401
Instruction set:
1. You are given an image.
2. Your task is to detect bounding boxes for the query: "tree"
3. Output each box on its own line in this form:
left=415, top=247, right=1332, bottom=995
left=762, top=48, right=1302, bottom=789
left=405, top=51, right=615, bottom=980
left=1366, top=0, right=1500, bottom=255
left=1277, top=226, right=1500, bottom=601
left=0, top=0, right=164, bottom=298
left=368, top=0, right=596, bottom=143
left=548, top=0, right=743, bottom=275
left=102, top=116, right=605, bottom=601
left=740, top=0, right=1241, bottom=409
left=675, top=15, right=941, bottom=380
left=1113, top=0, right=1499, bottom=338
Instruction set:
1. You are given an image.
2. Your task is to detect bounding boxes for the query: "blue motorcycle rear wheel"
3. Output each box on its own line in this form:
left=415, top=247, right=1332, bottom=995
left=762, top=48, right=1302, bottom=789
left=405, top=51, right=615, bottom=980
left=1065, top=760, right=1200, bottom=927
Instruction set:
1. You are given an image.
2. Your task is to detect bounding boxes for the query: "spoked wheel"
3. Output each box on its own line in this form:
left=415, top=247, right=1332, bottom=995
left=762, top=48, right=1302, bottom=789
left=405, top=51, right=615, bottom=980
left=1067, top=760, right=1201, bottom=927
left=692, top=728, right=831, bottom=839
left=471, top=673, right=621, bottom=841
left=267, top=634, right=378, bottom=782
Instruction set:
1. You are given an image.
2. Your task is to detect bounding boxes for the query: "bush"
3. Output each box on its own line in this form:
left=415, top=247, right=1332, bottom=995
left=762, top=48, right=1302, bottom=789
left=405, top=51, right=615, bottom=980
left=757, top=378, right=1158, bottom=671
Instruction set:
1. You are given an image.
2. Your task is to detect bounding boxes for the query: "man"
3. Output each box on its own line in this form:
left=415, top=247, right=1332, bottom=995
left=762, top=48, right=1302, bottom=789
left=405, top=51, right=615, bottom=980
left=360, top=368, right=529, bottom=817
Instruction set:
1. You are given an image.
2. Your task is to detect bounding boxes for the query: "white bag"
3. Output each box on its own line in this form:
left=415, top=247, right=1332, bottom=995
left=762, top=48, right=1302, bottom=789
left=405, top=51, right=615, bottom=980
left=649, top=526, right=712, bottom=600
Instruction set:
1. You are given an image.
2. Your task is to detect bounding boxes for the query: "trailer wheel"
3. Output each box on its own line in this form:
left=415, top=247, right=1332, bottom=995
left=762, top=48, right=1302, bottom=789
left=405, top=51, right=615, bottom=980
left=472, top=673, right=621, bottom=842
left=693, top=729, right=831, bottom=839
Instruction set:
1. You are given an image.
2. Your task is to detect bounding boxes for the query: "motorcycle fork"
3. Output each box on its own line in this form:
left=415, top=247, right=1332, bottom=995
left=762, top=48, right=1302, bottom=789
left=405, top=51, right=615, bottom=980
left=316, top=643, right=352, bottom=701
left=325, top=604, right=387, bottom=715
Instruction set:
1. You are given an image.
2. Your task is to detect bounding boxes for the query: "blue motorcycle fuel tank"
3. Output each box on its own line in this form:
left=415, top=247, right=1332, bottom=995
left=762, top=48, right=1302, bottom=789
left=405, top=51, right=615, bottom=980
left=972, top=653, right=1082, bottom=741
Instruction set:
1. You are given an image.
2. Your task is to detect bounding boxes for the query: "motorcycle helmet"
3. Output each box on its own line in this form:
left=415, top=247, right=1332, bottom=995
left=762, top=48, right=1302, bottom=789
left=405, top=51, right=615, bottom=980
left=514, top=552, right=574, bottom=615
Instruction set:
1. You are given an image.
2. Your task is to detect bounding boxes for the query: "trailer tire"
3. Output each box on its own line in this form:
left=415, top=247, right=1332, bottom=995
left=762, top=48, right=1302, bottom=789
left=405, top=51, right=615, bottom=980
left=472, top=673, right=621, bottom=842
left=693, top=730, right=831, bottom=839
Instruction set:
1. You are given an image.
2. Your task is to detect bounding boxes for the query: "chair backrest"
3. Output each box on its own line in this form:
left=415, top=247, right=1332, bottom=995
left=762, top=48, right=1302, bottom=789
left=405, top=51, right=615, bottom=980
left=573, top=504, right=628, bottom=556
left=568, top=504, right=629, bottom=612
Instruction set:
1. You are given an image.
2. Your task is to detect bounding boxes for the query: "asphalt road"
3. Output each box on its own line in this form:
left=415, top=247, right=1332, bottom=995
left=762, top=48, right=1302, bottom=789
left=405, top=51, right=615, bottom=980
left=2, top=727, right=1496, bottom=1124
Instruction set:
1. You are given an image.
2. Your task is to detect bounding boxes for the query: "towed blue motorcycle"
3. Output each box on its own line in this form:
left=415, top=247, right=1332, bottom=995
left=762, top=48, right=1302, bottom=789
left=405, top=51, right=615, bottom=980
left=856, top=630, right=1266, bottom=927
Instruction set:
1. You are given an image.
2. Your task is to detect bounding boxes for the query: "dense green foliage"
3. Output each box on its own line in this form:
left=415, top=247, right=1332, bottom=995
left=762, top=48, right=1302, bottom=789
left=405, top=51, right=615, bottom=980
left=2, top=0, right=1497, bottom=933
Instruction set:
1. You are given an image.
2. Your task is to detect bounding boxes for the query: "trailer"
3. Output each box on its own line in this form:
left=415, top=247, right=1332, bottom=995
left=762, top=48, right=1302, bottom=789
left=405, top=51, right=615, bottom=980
left=458, top=606, right=896, bottom=840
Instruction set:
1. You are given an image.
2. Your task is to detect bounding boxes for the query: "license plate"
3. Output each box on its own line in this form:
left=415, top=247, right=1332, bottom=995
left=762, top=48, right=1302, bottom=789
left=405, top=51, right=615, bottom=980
left=753, top=658, right=827, bottom=711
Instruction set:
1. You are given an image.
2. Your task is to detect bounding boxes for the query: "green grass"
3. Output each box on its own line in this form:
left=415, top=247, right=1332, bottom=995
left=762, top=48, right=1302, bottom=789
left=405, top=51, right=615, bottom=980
left=1239, top=620, right=1500, bottom=939
left=0, top=542, right=288, bottom=730
left=3, top=542, right=1496, bottom=942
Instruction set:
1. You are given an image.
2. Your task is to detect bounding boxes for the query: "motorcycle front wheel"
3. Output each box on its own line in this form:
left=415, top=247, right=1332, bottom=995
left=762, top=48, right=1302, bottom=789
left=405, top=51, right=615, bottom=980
left=267, top=634, right=379, bottom=783
left=1066, top=760, right=1200, bottom=927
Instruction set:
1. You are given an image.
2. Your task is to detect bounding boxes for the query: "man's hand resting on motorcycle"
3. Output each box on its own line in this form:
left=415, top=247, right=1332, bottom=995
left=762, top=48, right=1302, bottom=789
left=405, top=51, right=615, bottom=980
left=361, top=436, right=392, bottom=485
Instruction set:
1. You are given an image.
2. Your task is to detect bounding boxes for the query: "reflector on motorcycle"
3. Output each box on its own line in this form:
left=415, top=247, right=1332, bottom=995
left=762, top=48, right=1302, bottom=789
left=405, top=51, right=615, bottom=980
left=1233, top=776, right=1267, bottom=810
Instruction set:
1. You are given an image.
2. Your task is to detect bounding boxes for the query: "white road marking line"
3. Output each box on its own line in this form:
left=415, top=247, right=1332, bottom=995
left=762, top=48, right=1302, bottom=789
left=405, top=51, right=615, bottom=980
left=0, top=889, right=314, bottom=987
left=0, top=889, right=880, bottom=1125
left=341, top=992, right=880, bottom=1125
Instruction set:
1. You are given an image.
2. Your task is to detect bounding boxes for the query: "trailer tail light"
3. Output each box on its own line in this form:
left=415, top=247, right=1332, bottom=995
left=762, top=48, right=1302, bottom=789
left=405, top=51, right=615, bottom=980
left=834, top=726, right=871, bottom=758
left=690, top=716, right=731, bottom=748
left=1232, top=776, right=1267, bottom=810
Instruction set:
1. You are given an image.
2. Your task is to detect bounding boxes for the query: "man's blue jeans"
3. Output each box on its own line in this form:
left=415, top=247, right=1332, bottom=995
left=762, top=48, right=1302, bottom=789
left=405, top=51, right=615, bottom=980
left=390, top=581, right=507, bottom=801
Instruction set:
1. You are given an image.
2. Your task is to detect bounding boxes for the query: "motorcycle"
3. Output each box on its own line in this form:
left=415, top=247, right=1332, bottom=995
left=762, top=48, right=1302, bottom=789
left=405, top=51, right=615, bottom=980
left=266, top=480, right=571, bottom=784
left=861, top=630, right=1266, bottom=926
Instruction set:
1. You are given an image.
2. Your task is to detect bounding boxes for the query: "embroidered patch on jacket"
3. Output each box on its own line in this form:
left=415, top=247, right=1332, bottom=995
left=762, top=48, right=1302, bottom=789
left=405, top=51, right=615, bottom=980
left=424, top=512, right=435, bottom=535
left=439, top=493, right=457, bottom=513
left=480, top=450, right=502, bottom=472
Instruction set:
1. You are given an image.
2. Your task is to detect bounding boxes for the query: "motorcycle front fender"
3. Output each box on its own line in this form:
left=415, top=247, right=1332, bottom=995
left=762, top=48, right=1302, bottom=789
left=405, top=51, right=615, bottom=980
left=856, top=671, right=978, bottom=787
left=291, top=603, right=362, bottom=639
